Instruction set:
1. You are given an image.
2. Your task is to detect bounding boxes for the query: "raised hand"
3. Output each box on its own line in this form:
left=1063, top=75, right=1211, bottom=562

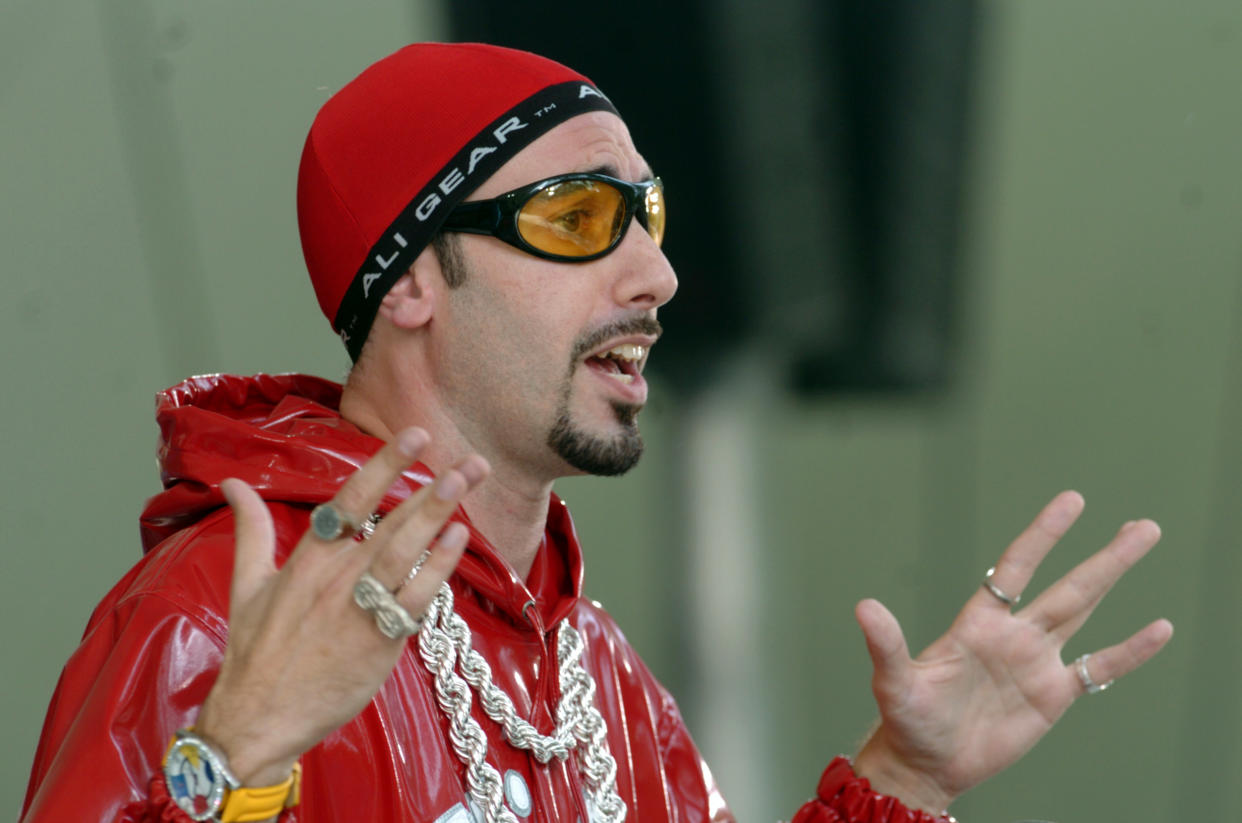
left=851, top=491, right=1174, bottom=813
left=194, top=428, right=489, bottom=786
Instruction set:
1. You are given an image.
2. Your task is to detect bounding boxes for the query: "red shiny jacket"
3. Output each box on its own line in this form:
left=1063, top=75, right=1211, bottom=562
left=21, top=374, right=945, bottom=823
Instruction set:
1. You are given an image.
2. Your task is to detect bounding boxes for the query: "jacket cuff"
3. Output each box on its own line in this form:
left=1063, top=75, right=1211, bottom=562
left=790, top=757, right=955, bottom=823
left=146, top=774, right=205, bottom=823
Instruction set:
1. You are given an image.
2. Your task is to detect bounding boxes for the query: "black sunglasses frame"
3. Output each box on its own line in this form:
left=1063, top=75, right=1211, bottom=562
left=439, top=172, right=664, bottom=262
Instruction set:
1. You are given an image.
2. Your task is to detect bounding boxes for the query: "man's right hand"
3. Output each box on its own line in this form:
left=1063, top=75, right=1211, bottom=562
left=194, top=428, right=488, bottom=786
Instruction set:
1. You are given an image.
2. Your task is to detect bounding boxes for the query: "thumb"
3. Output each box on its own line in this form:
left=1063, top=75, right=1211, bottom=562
left=855, top=598, right=913, bottom=701
left=220, top=478, right=277, bottom=611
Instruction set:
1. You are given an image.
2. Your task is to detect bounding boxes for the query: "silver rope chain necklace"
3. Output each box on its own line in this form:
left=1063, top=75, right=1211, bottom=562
left=371, top=516, right=625, bottom=823
left=418, top=582, right=625, bottom=823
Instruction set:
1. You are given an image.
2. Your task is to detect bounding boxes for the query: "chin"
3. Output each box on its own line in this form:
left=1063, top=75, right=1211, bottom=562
left=546, top=403, right=645, bottom=477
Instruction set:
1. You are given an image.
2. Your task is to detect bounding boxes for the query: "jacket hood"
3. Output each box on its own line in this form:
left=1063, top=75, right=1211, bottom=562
left=140, top=373, right=584, bottom=627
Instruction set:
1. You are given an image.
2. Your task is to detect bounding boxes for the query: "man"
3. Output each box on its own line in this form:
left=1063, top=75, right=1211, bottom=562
left=20, top=43, right=1172, bottom=823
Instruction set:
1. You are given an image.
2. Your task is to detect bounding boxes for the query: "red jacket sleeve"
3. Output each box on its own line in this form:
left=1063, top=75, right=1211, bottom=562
left=21, top=593, right=222, bottom=821
left=653, top=689, right=735, bottom=821
left=19, top=517, right=243, bottom=823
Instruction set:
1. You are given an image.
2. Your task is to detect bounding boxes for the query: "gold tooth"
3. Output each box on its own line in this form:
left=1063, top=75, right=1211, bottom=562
left=605, top=344, right=644, bottom=362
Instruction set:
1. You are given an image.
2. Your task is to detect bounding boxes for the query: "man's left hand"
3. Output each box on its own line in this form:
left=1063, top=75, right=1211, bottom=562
left=851, top=491, right=1173, bottom=813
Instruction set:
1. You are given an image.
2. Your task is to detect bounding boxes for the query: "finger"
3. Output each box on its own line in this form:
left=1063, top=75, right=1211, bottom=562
left=970, top=491, right=1085, bottom=611
left=221, top=478, right=277, bottom=609
left=1069, top=618, right=1174, bottom=696
left=373, top=453, right=489, bottom=537
left=367, top=456, right=489, bottom=589
left=317, top=428, right=431, bottom=542
left=395, top=522, right=470, bottom=613
left=1040, top=519, right=1149, bottom=640
left=855, top=599, right=914, bottom=703
left=1027, top=519, right=1161, bottom=636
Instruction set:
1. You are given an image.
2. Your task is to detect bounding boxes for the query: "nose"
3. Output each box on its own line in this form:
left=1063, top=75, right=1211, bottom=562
left=610, top=216, right=679, bottom=310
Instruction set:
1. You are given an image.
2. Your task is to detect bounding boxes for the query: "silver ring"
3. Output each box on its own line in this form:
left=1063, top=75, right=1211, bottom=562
left=982, top=566, right=1020, bottom=607
left=1074, top=653, right=1113, bottom=695
left=310, top=502, right=361, bottom=541
left=353, top=572, right=422, bottom=640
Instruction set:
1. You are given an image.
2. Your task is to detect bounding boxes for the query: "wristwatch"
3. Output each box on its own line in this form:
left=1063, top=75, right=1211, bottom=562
left=162, top=729, right=300, bottom=822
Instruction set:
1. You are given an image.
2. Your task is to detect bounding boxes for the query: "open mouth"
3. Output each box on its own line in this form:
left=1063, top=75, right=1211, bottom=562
left=585, top=343, right=645, bottom=385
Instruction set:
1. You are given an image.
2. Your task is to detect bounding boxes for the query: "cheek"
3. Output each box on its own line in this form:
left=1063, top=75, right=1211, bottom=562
left=444, top=257, right=597, bottom=391
left=450, top=290, right=568, bottom=394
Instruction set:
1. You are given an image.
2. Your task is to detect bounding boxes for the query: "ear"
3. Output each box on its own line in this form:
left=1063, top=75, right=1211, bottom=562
left=376, top=245, right=441, bottom=330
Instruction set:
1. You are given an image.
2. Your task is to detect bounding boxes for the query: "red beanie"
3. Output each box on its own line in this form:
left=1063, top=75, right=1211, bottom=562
left=297, top=42, right=619, bottom=360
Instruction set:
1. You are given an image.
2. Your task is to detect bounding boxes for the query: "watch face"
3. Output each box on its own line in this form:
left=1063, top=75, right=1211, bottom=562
left=164, top=739, right=226, bottom=820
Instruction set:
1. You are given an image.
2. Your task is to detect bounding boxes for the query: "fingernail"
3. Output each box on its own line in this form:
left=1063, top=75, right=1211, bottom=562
left=458, top=455, right=490, bottom=485
left=397, top=428, right=430, bottom=458
left=439, top=522, right=469, bottom=550
left=435, top=470, right=466, bottom=501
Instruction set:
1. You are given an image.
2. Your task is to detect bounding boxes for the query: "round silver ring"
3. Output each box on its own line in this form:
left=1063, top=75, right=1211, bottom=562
left=1074, top=653, right=1113, bottom=695
left=310, top=502, right=361, bottom=541
left=982, top=566, right=1020, bottom=607
left=353, top=572, right=423, bottom=640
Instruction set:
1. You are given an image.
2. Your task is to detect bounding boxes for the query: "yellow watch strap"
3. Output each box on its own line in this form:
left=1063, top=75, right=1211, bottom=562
left=219, top=761, right=302, bottom=823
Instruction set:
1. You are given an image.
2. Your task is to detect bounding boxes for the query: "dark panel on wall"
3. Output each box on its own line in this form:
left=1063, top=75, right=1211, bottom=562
left=793, top=0, right=979, bottom=393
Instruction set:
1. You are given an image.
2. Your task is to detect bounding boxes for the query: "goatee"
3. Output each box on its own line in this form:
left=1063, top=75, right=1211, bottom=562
left=547, top=402, right=644, bottom=476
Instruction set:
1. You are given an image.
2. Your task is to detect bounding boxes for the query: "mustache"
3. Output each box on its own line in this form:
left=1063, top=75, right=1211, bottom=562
left=571, top=315, right=663, bottom=361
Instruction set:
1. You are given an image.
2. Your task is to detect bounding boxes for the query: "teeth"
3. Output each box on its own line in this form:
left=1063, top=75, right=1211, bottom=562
left=608, top=373, right=635, bottom=384
left=605, top=343, right=645, bottom=362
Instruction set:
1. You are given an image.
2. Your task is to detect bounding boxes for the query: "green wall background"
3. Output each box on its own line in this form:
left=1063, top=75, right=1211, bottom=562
left=3, top=1, right=1239, bottom=821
